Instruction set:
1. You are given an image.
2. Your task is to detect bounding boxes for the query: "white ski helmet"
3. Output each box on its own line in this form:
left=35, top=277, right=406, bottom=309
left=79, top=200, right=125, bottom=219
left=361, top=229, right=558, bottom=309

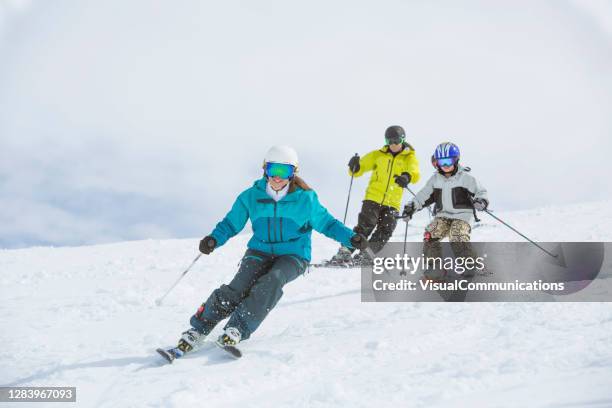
left=263, top=145, right=299, bottom=169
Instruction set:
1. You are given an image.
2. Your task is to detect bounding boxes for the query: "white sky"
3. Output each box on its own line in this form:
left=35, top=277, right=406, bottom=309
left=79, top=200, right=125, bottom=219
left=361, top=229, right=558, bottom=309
left=0, top=0, right=611, bottom=248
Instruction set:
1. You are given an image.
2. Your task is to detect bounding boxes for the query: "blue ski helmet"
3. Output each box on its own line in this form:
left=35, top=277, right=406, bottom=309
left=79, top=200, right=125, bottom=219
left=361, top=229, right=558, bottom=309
left=433, top=142, right=460, bottom=170
left=433, top=142, right=460, bottom=161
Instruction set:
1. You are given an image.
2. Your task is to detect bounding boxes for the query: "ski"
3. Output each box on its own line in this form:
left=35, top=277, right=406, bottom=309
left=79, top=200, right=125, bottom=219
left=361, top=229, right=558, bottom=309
left=156, top=347, right=181, bottom=364
left=213, top=340, right=242, bottom=359
left=156, top=340, right=241, bottom=364
left=309, top=262, right=357, bottom=268
left=310, top=260, right=373, bottom=268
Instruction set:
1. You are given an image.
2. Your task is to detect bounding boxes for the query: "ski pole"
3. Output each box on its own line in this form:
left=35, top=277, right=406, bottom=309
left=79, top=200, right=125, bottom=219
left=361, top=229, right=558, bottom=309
left=343, top=153, right=358, bottom=224
left=155, top=253, right=202, bottom=306
left=482, top=209, right=558, bottom=259
left=393, top=210, right=412, bottom=275
left=401, top=217, right=409, bottom=275
left=404, top=185, right=417, bottom=198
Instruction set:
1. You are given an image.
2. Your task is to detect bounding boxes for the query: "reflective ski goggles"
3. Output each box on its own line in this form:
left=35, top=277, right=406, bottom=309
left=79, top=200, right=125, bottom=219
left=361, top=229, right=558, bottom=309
left=436, top=157, right=456, bottom=167
left=265, top=162, right=296, bottom=179
left=385, top=135, right=405, bottom=145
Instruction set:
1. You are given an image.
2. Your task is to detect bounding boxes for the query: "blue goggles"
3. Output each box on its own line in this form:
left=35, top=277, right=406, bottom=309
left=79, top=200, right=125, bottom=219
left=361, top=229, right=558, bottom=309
left=265, top=162, right=296, bottom=179
left=436, top=157, right=456, bottom=167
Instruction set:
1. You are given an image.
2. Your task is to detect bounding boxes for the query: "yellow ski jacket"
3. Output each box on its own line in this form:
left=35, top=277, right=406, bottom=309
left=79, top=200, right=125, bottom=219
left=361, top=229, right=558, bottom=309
left=350, top=144, right=420, bottom=210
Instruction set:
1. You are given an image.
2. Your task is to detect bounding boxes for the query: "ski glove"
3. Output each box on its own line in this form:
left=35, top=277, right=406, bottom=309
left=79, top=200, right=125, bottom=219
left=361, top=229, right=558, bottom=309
left=348, top=155, right=361, bottom=173
left=394, top=172, right=411, bottom=188
left=199, top=236, right=217, bottom=255
left=350, top=233, right=368, bottom=250
left=472, top=198, right=488, bottom=211
left=402, top=202, right=416, bottom=220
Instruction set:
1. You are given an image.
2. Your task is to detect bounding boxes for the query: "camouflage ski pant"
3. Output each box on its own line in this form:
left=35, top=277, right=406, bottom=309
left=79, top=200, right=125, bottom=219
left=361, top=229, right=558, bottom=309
left=424, top=217, right=471, bottom=242
left=423, top=217, right=477, bottom=277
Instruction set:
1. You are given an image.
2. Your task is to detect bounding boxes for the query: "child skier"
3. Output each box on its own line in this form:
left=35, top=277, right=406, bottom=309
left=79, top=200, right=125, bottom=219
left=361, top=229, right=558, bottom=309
left=330, top=125, right=420, bottom=265
left=402, top=142, right=488, bottom=272
left=168, top=145, right=368, bottom=358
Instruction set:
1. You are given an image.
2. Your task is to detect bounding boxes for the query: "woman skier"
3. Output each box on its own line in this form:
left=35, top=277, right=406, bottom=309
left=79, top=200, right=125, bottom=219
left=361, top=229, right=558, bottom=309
left=166, top=145, right=368, bottom=359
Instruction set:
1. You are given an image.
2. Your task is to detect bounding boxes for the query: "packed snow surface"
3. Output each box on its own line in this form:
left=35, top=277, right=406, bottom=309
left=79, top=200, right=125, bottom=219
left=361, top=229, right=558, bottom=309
left=1, top=201, right=612, bottom=407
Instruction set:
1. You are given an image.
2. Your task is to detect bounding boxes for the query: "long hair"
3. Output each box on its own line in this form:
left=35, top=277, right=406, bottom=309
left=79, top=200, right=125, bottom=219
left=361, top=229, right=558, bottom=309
left=289, top=175, right=312, bottom=192
left=262, top=170, right=312, bottom=192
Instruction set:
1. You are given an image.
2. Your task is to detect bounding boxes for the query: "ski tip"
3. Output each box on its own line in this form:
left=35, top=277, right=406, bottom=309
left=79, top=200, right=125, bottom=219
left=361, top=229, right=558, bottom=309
left=156, top=348, right=175, bottom=364
left=224, top=345, right=242, bottom=359
left=213, top=341, right=242, bottom=359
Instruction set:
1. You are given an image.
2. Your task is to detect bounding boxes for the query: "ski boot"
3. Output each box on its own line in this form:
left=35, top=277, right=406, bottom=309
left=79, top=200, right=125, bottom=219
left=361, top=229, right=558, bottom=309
left=329, top=246, right=354, bottom=266
left=156, top=328, right=206, bottom=363
left=177, top=328, right=207, bottom=354
left=214, top=327, right=243, bottom=358
left=216, top=327, right=242, bottom=347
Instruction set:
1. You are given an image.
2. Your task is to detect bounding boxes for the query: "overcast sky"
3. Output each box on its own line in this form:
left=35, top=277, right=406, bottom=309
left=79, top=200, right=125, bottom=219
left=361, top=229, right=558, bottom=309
left=1, top=0, right=611, bottom=249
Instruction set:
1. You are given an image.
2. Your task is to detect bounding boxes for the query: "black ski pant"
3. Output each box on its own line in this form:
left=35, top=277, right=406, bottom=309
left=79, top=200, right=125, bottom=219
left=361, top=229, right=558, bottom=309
left=190, top=249, right=307, bottom=340
left=352, top=200, right=399, bottom=253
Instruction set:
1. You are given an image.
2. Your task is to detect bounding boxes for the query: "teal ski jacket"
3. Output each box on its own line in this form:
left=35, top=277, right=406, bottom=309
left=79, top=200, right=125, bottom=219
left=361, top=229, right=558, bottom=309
left=209, top=178, right=355, bottom=261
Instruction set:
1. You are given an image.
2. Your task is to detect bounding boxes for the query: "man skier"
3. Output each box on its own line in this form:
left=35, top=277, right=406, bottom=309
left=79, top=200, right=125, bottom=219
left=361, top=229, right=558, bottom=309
left=330, top=125, right=420, bottom=265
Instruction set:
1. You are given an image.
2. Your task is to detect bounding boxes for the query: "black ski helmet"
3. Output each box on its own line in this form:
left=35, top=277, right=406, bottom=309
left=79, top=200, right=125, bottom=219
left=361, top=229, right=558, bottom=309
left=385, top=125, right=405, bottom=145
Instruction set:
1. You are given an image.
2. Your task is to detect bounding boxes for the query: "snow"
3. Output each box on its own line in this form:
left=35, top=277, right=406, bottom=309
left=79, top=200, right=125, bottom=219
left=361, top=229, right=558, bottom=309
left=1, top=201, right=612, bottom=407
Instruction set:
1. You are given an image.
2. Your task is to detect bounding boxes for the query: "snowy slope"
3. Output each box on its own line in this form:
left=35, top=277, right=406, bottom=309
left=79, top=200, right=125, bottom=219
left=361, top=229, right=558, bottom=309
left=1, top=201, right=612, bottom=407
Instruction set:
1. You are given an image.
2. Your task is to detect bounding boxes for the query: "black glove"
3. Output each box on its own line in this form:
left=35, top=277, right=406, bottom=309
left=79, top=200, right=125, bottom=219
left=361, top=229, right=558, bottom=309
left=350, top=233, right=368, bottom=250
left=348, top=155, right=360, bottom=173
left=402, top=202, right=416, bottom=219
left=472, top=198, right=488, bottom=211
left=199, top=236, right=217, bottom=254
left=394, top=172, right=411, bottom=188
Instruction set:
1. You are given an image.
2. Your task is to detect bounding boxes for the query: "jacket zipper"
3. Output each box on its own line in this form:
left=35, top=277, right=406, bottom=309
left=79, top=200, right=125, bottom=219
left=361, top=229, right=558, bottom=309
left=381, top=155, right=397, bottom=205
left=273, top=202, right=278, bottom=242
